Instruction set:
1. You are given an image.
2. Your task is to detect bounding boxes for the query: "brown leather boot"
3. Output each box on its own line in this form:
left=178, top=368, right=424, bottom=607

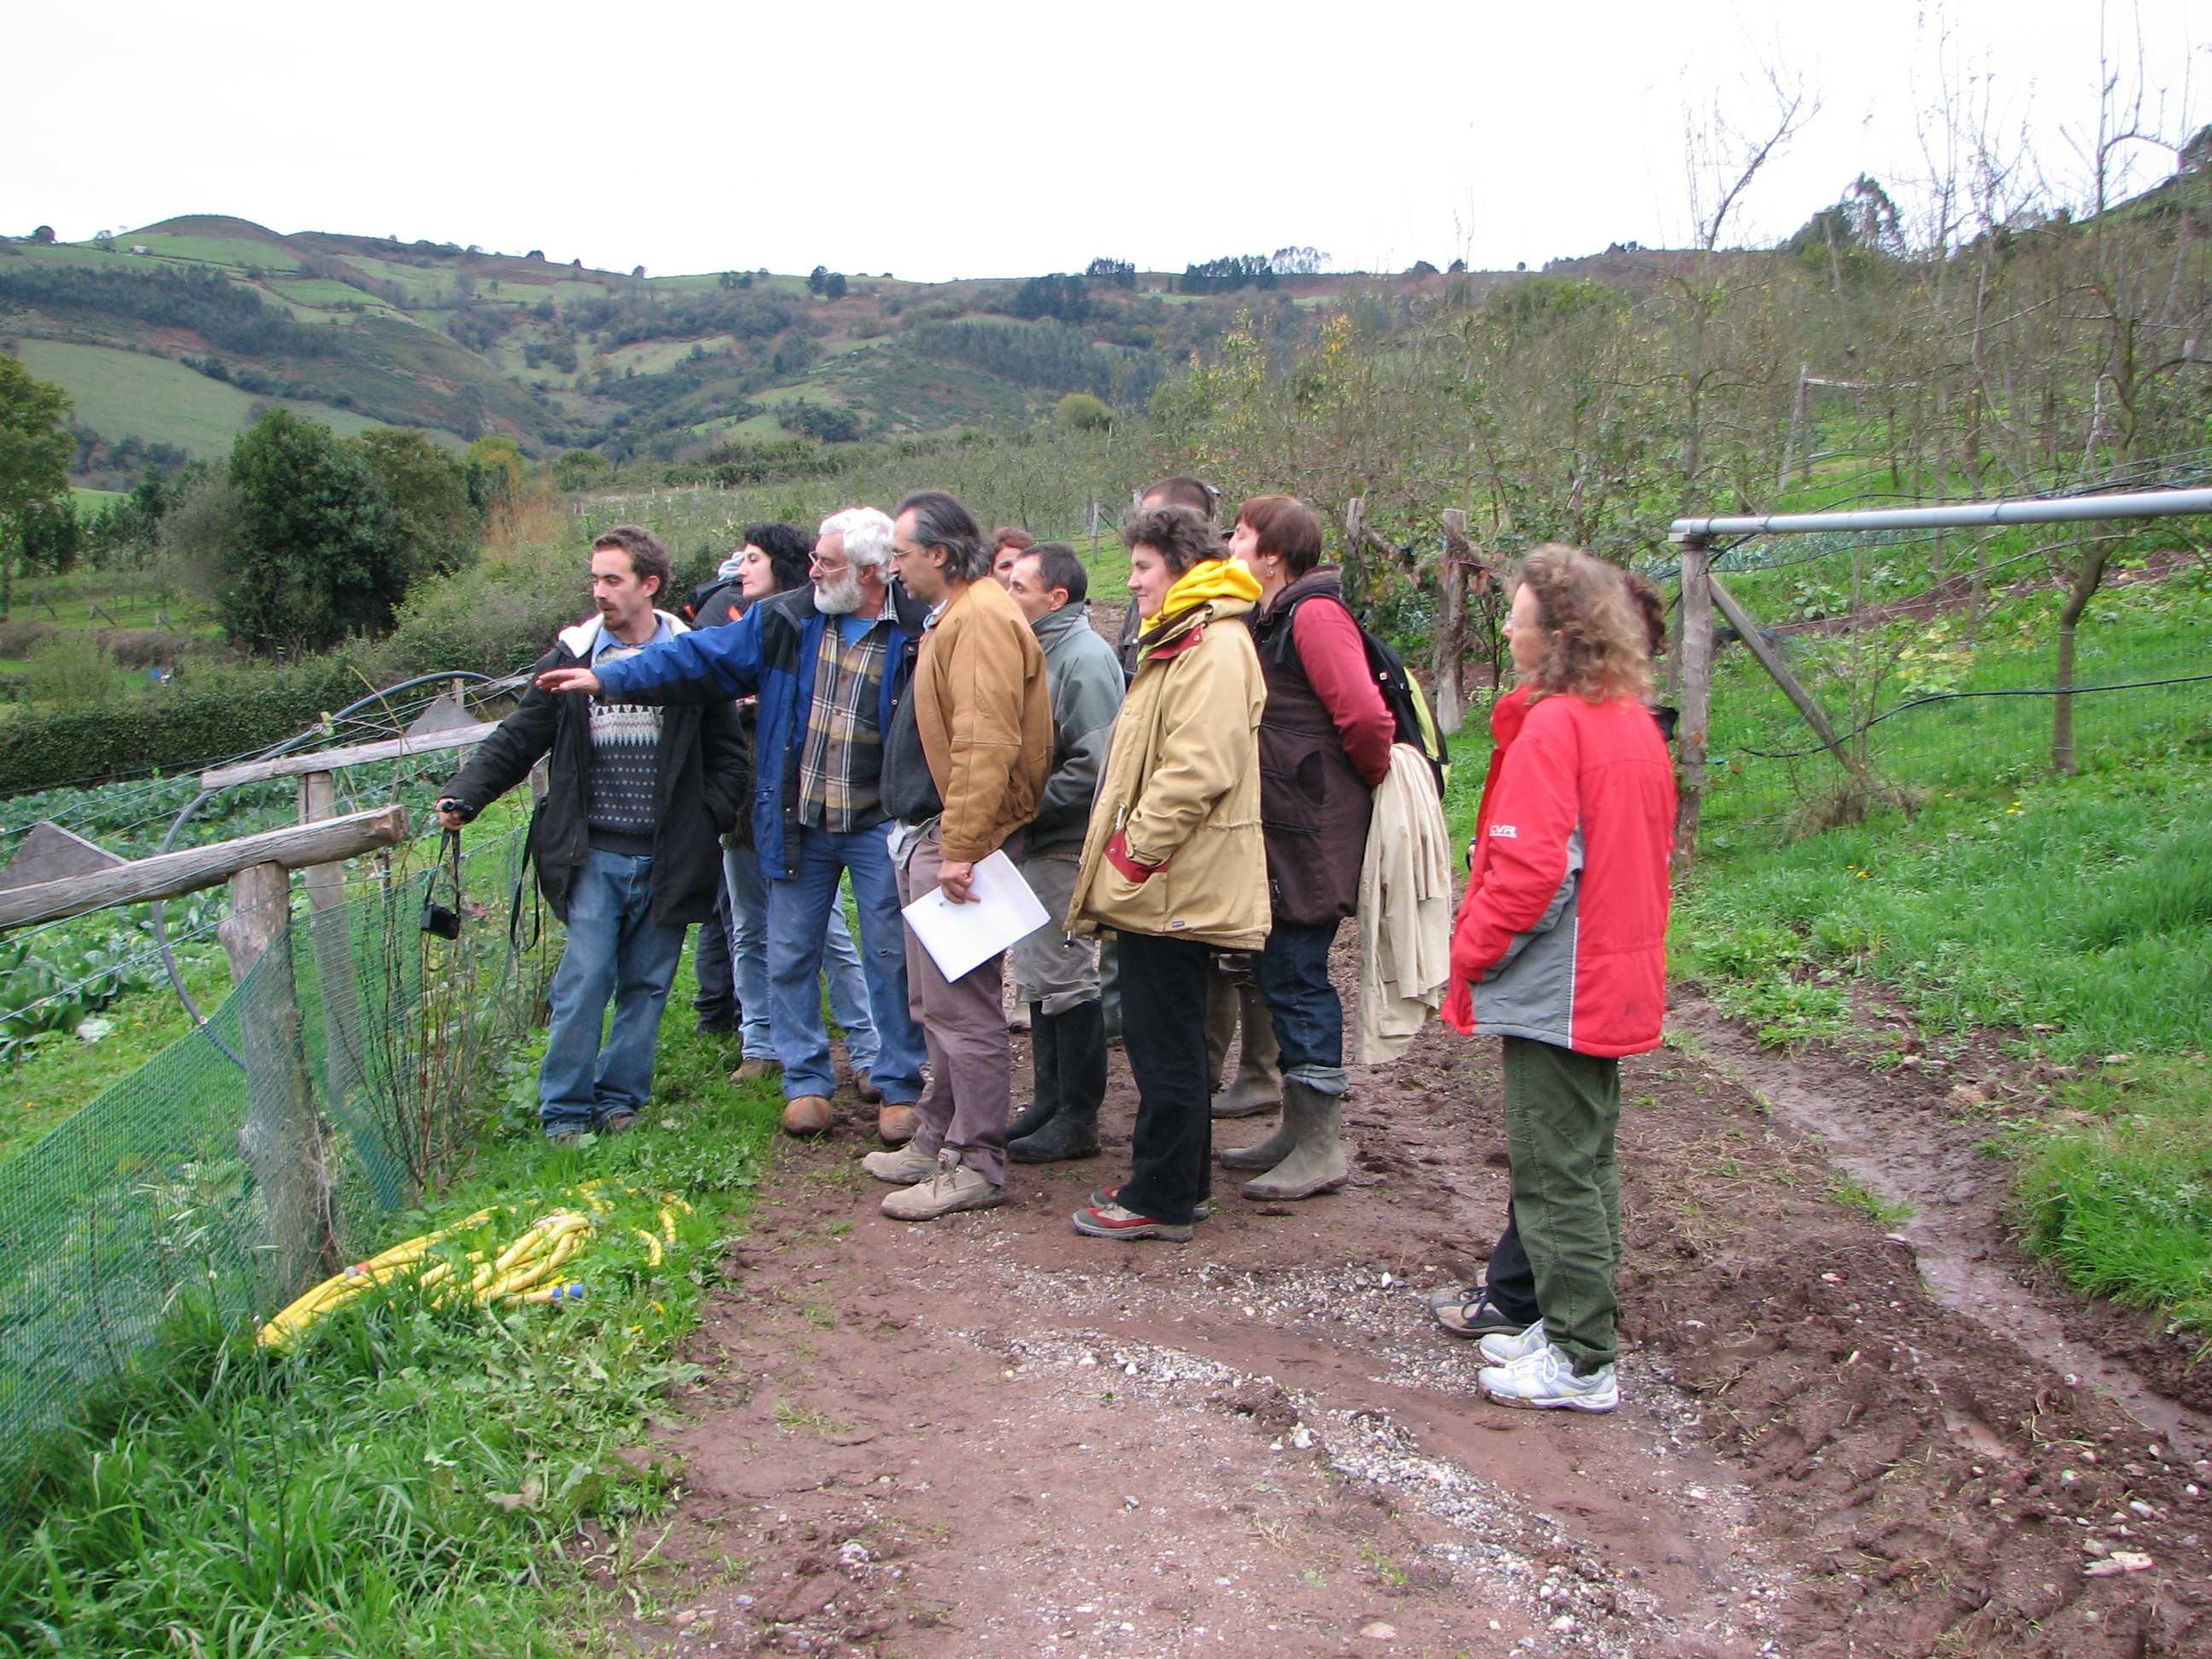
left=877, top=1101, right=920, bottom=1144
left=780, top=1094, right=833, bottom=1136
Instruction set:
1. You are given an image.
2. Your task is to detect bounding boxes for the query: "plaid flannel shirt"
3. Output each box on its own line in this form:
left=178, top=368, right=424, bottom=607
left=796, top=614, right=892, bottom=831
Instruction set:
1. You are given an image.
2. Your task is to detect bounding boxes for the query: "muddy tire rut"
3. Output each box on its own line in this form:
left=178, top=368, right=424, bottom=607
left=613, top=961, right=2212, bottom=1657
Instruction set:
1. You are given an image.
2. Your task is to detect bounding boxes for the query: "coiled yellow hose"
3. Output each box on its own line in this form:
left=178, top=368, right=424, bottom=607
left=256, top=1187, right=693, bottom=1349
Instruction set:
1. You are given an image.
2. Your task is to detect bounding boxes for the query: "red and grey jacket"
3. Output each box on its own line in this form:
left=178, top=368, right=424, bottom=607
left=1443, top=691, right=1676, bottom=1057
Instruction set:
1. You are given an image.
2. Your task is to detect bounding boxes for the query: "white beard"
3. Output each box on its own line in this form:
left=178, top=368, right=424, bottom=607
left=813, top=572, right=863, bottom=614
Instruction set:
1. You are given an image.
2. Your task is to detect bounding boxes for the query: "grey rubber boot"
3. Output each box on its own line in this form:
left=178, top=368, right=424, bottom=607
left=1218, top=1115, right=1296, bottom=1171
left=1210, top=981, right=1282, bottom=1120
left=1240, top=1078, right=1350, bottom=1201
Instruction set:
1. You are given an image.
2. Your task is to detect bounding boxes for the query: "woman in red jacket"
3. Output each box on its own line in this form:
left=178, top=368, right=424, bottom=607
left=1441, top=544, right=1675, bottom=1413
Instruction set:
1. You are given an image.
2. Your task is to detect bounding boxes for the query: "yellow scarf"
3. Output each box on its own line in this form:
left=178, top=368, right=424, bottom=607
left=1155, top=557, right=1261, bottom=626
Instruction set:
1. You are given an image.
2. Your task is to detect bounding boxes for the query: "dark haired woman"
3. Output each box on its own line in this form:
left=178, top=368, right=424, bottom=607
left=1066, top=505, right=1268, bottom=1242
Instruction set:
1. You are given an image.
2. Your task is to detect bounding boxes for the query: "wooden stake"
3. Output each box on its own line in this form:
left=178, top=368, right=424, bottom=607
left=1431, top=511, right=1473, bottom=736
left=1707, top=574, right=1884, bottom=800
left=218, top=860, right=329, bottom=1295
left=1674, top=537, right=1715, bottom=862
left=296, top=771, right=365, bottom=1110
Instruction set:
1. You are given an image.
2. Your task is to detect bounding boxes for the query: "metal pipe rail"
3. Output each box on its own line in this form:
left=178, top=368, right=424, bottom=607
left=1670, top=486, right=2212, bottom=540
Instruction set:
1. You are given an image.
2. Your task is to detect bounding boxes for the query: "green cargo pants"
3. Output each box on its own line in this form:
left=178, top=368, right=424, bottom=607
left=1500, top=1035, right=1622, bottom=1375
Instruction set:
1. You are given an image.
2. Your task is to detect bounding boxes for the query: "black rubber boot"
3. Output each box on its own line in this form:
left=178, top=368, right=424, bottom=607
left=1005, top=1003, right=1057, bottom=1143
left=1010, top=1000, right=1103, bottom=1162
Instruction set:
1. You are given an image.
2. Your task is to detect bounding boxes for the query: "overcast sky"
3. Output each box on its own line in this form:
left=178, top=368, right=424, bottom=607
left=8, top=1, right=2203, bottom=282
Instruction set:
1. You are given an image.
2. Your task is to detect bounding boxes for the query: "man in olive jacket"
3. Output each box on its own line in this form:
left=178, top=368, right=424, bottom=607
left=439, top=526, right=744, bottom=1141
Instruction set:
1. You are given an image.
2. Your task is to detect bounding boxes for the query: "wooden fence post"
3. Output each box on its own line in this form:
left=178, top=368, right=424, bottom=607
left=1674, top=535, right=1716, bottom=862
left=1430, top=510, right=1474, bottom=736
left=296, top=771, right=365, bottom=1108
left=218, top=861, right=329, bottom=1295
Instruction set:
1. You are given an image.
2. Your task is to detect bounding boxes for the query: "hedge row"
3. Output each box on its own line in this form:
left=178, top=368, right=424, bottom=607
left=0, top=656, right=378, bottom=794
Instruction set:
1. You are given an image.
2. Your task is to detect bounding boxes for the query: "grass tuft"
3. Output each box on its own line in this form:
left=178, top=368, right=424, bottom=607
left=2014, top=1060, right=2212, bottom=1339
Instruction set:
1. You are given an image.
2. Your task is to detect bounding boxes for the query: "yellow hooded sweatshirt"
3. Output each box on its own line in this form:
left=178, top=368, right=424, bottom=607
left=1142, top=557, right=1263, bottom=639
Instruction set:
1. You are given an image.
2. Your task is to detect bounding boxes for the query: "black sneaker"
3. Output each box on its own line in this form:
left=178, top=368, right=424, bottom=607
left=1427, top=1284, right=1527, bottom=1339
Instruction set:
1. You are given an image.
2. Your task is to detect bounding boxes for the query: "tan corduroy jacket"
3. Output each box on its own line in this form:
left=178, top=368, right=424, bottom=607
left=1068, top=582, right=1269, bottom=952
left=912, top=576, right=1053, bottom=863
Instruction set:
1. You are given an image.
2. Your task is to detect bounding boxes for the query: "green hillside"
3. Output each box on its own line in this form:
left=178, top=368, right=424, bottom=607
left=0, top=216, right=1361, bottom=486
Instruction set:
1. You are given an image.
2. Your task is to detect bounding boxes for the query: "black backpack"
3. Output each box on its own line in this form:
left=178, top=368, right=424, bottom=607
left=1269, top=593, right=1451, bottom=800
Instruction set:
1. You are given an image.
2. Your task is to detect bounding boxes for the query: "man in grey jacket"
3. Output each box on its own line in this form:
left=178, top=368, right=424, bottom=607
left=1001, top=542, right=1125, bottom=1161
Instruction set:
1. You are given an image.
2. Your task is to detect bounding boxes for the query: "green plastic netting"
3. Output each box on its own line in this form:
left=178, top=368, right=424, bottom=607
left=0, top=829, right=550, bottom=1505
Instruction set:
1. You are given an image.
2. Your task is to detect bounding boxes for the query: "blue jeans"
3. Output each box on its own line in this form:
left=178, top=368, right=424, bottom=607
left=540, top=848, right=687, bottom=1132
left=725, top=846, right=878, bottom=1072
left=1254, top=917, right=1348, bottom=1094
left=764, top=825, right=923, bottom=1103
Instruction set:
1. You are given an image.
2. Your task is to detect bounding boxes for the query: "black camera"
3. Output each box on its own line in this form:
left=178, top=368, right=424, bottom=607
left=421, top=829, right=463, bottom=939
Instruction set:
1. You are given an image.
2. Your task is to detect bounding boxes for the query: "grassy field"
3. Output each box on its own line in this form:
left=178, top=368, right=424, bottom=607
left=3, top=568, right=215, bottom=670
left=14, top=339, right=388, bottom=460
left=116, top=229, right=303, bottom=270
left=67, top=487, right=125, bottom=515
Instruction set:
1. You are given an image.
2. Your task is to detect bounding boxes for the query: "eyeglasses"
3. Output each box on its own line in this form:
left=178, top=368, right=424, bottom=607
left=808, top=555, right=849, bottom=576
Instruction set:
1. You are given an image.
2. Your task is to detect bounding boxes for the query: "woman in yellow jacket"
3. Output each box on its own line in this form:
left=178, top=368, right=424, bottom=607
left=1065, top=504, right=1271, bottom=1242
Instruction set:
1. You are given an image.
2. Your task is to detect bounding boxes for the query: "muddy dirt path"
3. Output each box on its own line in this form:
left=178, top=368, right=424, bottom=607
left=618, top=962, right=2212, bottom=1657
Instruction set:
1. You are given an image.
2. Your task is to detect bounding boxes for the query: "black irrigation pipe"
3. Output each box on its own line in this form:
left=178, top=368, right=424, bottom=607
left=1726, top=672, right=2212, bottom=761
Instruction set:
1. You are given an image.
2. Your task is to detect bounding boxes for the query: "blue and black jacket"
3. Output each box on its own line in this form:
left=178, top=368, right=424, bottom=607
left=590, top=583, right=931, bottom=880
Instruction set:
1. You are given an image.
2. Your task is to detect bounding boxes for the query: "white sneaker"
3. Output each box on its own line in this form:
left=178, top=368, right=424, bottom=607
left=1479, top=1342, right=1619, bottom=1413
left=861, top=1144, right=935, bottom=1185
left=1478, top=1318, right=1548, bottom=1366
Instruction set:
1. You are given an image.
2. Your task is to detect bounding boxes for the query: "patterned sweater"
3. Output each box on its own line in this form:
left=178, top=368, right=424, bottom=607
left=585, top=631, right=667, bottom=855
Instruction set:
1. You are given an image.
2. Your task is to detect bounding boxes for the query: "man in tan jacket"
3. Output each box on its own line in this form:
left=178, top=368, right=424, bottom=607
left=862, top=489, right=1052, bottom=1220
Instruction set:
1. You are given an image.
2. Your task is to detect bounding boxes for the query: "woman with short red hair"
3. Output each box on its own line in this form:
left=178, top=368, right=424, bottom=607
left=1220, top=494, right=1396, bottom=1202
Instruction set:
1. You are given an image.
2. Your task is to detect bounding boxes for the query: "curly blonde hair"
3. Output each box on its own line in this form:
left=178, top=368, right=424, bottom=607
left=1512, top=543, right=1654, bottom=705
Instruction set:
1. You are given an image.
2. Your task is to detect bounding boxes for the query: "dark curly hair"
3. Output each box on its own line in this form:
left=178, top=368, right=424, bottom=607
left=742, top=521, right=813, bottom=595
left=1122, top=504, right=1220, bottom=575
left=1621, top=569, right=1667, bottom=659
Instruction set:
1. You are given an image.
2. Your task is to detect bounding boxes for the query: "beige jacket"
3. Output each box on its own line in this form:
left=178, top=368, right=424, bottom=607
left=1068, top=589, right=1269, bottom=951
left=1353, top=742, right=1453, bottom=1062
left=912, top=577, right=1053, bottom=863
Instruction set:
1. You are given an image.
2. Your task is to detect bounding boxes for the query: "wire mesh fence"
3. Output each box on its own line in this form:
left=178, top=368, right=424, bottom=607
left=0, top=826, right=551, bottom=1505
left=1687, top=549, right=2212, bottom=857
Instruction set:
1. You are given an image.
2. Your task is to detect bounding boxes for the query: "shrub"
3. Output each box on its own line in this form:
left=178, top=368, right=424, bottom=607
left=24, top=634, right=120, bottom=705
left=1055, top=392, right=1115, bottom=432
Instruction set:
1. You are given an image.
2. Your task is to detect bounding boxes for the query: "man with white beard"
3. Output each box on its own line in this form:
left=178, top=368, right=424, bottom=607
left=539, top=507, right=931, bottom=1143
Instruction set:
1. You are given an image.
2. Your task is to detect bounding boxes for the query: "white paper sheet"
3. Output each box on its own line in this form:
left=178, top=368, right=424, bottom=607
left=899, top=848, right=1051, bottom=982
